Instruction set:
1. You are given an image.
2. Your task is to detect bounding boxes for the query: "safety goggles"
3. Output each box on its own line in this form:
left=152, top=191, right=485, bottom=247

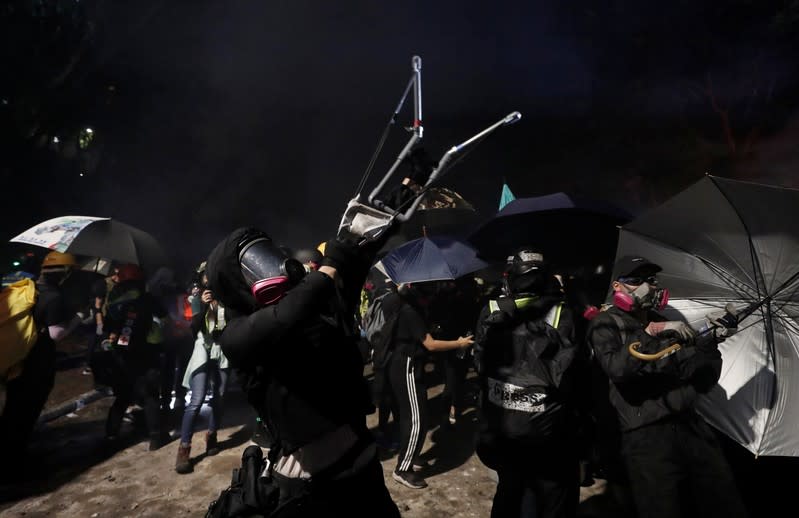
left=618, top=275, right=659, bottom=286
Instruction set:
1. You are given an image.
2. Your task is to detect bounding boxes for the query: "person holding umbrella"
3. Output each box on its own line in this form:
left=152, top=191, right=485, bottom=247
left=586, top=255, right=746, bottom=518
left=384, top=282, right=474, bottom=489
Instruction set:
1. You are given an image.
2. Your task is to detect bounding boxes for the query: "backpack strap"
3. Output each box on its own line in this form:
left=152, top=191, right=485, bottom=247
left=545, top=302, right=563, bottom=329
left=607, top=312, right=628, bottom=345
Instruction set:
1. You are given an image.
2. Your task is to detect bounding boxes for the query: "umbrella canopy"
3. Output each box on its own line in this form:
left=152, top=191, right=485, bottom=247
left=379, top=235, right=489, bottom=285
left=378, top=187, right=484, bottom=254
left=614, top=175, right=799, bottom=456
left=468, top=192, right=631, bottom=269
left=11, top=216, right=168, bottom=272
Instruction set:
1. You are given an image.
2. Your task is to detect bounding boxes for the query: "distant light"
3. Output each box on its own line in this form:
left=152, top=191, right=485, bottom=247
left=12, top=261, right=20, bottom=267
left=52, top=136, right=60, bottom=144
left=79, top=128, right=95, bottom=149
left=79, top=172, right=85, bottom=177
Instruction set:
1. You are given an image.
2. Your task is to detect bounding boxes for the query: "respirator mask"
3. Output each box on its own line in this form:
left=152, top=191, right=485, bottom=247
left=238, top=235, right=306, bottom=306
left=613, top=277, right=669, bottom=312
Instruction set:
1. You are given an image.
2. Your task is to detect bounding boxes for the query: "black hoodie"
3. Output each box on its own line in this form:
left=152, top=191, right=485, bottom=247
left=206, top=228, right=374, bottom=454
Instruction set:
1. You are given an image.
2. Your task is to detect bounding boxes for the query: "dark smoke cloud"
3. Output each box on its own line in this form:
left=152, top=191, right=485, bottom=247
left=4, top=1, right=798, bottom=278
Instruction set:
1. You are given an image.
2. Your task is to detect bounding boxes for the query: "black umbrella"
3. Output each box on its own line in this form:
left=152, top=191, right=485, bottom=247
left=467, top=192, right=632, bottom=269
left=11, top=216, right=169, bottom=272
left=614, top=175, right=799, bottom=456
left=379, top=187, right=484, bottom=253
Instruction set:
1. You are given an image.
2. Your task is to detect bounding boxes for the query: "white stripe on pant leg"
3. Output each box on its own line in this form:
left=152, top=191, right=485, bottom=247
left=400, top=357, right=421, bottom=472
left=400, top=357, right=419, bottom=471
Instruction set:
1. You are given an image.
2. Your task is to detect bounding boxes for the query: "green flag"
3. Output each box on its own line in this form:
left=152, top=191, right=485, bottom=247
left=499, top=181, right=516, bottom=210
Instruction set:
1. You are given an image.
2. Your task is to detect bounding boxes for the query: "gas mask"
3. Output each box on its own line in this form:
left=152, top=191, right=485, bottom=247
left=613, top=281, right=669, bottom=312
left=238, top=235, right=306, bottom=306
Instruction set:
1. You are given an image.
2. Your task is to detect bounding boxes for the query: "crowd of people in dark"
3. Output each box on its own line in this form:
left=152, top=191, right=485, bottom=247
left=0, top=155, right=764, bottom=518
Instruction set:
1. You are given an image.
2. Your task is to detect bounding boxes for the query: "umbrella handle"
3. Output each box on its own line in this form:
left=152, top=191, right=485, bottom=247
left=628, top=340, right=683, bottom=361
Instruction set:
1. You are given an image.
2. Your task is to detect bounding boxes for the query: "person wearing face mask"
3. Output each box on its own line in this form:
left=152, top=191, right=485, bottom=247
left=586, top=255, right=746, bottom=518
left=473, top=249, right=587, bottom=518
left=205, top=228, right=400, bottom=516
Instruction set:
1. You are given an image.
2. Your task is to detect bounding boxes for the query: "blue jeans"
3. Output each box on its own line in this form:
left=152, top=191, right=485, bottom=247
left=179, top=361, right=228, bottom=444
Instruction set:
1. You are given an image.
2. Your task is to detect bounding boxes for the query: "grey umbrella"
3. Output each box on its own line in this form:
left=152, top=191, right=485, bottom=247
left=614, top=175, right=799, bottom=456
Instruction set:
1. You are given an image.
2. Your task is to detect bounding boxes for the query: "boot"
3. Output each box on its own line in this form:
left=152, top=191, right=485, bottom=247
left=206, top=431, right=220, bottom=456
left=175, top=443, right=192, bottom=474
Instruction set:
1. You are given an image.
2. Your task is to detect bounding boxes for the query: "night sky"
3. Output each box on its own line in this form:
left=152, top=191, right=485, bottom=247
left=3, top=1, right=799, bottom=278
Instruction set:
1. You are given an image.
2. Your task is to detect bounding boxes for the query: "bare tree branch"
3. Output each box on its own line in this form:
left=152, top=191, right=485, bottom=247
left=705, top=72, right=737, bottom=155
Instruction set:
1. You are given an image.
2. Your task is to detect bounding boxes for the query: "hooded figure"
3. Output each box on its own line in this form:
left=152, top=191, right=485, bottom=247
left=205, top=227, right=399, bottom=516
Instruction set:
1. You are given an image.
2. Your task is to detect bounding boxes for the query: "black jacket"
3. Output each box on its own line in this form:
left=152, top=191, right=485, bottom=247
left=586, top=306, right=722, bottom=432
left=219, top=270, right=373, bottom=455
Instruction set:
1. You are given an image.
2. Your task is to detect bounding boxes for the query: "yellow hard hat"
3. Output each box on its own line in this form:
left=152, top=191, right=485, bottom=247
left=317, top=241, right=326, bottom=256
left=41, top=251, right=77, bottom=270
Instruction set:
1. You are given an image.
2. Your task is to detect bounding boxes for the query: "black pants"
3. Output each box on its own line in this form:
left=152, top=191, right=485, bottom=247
left=272, top=456, right=400, bottom=517
left=388, top=354, right=427, bottom=473
left=0, top=339, right=56, bottom=471
left=622, top=414, right=747, bottom=518
left=372, top=366, right=395, bottom=436
left=441, top=349, right=471, bottom=415
left=106, top=366, right=163, bottom=439
left=491, top=445, right=579, bottom=518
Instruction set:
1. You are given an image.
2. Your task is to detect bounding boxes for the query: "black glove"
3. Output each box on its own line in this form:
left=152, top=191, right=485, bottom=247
left=320, top=238, right=362, bottom=273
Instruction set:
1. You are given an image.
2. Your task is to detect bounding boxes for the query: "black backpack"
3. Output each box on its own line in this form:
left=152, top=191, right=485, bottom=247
left=477, top=302, right=577, bottom=452
left=206, top=445, right=279, bottom=518
left=370, top=306, right=400, bottom=370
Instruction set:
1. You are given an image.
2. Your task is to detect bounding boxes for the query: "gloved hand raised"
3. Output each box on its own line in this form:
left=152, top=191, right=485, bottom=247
left=706, top=303, right=739, bottom=339
left=320, top=238, right=363, bottom=274
left=646, top=320, right=696, bottom=346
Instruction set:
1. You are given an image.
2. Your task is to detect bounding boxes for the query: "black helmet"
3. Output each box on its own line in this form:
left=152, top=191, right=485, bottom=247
left=507, top=249, right=549, bottom=295
left=509, top=249, right=545, bottom=276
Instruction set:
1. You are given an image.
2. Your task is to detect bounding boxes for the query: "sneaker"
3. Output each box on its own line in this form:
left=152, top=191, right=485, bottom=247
left=392, top=470, right=428, bottom=489
left=81, top=367, right=92, bottom=376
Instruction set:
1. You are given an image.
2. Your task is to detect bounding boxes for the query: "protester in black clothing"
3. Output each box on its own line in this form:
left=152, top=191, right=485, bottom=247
left=102, top=263, right=169, bottom=450
left=383, top=283, right=474, bottom=490
left=586, top=255, right=746, bottom=518
left=0, top=251, right=82, bottom=477
left=473, top=250, right=586, bottom=518
left=432, top=277, right=482, bottom=425
left=206, top=227, right=400, bottom=517
left=147, top=266, right=193, bottom=425
left=84, top=273, right=111, bottom=378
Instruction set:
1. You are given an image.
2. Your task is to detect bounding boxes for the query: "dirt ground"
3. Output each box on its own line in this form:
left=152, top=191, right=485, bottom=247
left=0, top=341, right=626, bottom=518
left=0, top=340, right=794, bottom=517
